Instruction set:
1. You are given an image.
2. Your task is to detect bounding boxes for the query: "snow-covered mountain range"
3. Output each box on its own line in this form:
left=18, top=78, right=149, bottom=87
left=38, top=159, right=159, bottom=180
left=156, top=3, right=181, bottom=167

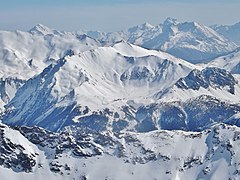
left=1, top=41, right=239, bottom=133
left=0, top=18, right=240, bottom=179
left=90, top=18, right=237, bottom=64
left=2, top=42, right=197, bottom=131
left=126, top=18, right=237, bottom=64
left=0, top=24, right=101, bottom=80
left=212, top=22, right=240, bottom=46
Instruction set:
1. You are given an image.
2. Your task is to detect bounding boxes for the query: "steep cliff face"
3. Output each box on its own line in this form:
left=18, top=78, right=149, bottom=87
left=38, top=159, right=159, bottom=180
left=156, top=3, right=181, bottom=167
left=0, top=78, right=25, bottom=110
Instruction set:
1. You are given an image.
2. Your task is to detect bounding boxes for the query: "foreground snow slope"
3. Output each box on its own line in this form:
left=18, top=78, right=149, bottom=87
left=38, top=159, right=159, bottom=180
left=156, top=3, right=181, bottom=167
left=1, top=122, right=240, bottom=180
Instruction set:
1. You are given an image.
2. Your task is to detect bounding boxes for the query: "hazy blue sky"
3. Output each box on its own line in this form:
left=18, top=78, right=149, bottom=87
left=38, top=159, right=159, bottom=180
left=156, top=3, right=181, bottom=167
left=0, top=0, right=239, bottom=32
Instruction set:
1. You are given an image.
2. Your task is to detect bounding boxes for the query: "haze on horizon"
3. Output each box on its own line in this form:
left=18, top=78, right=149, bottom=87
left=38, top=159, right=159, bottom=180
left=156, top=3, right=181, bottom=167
left=0, top=0, right=239, bottom=32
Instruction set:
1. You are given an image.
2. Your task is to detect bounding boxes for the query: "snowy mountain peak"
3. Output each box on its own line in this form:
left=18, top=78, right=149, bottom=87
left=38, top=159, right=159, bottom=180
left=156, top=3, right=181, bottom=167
left=142, top=22, right=154, bottom=28
left=163, top=17, right=178, bottom=26
left=75, top=33, right=101, bottom=46
left=2, top=44, right=196, bottom=132
left=0, top=19, right=240, bottom=179
left=112, top=40, right=134, bottom=50
left=179, top=21, right=203, bottom=32
left=127, top=22, right=154, bottom=34
left=124, top=18, right=237, bottom=64
left=29, top=24, right=58, bottom=36
left=136, top=22, right=155, bottom=30
left=76, top=34, right=91, bottom=40
left=176, top=67, right=237, bottom=94
left=211, top=21, right=240, bottom=45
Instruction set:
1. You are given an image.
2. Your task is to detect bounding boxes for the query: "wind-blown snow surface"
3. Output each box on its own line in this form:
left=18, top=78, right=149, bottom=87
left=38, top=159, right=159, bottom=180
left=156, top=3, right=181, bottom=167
left=1, top=122, right=240, bottom=180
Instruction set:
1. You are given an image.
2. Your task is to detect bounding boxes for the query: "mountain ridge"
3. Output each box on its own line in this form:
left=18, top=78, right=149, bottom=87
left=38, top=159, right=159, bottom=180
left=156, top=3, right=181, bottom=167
left=2, top=43, right=240, bottom=132
left=0, top=18, right=240, bottom=179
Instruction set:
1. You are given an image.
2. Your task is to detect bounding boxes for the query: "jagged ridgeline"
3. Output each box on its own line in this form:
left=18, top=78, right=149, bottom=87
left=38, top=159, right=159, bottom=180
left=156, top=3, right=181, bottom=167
left=2, top=42, right=240, bottom=132
left=0, top=18, right=239, bottom=179
left=1, top=122, right=240, bottom=179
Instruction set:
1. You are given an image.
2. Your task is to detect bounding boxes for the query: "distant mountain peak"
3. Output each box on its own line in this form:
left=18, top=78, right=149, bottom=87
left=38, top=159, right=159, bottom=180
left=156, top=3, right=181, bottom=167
left=186, top=21, right=202, bottom=28
left=113, top=39, right=131, bottom=46
left=140, top=22, right=154, bottom=29
left=29, top=24, right=56, bottom=36
left=128, top=22, right=154, bottom=33
left=163, top=17, right=178, bottom=26
left=76, top=33, right=99, bottom=42
left=212, top=21, right=240, bottom=45
left=34, top=23, right=50, bottom=30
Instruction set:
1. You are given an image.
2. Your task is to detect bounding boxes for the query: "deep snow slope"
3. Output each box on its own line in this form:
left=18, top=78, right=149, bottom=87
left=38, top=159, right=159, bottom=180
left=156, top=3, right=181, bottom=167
left=1, top=122, right=240, bottom=180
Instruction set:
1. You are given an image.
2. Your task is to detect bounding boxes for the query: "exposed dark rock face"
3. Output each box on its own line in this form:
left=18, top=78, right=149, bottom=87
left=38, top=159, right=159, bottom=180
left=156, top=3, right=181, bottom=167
left=0, top=125, right=37, bottom=172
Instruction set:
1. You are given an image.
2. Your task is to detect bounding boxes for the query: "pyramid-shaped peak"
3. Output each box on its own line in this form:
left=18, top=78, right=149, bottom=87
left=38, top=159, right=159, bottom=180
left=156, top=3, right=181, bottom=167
left=29, top=24, right=55, bottom=35
left=31, top=24, right=51, bottom=31
left=34, top=23, right=50, bottom=30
